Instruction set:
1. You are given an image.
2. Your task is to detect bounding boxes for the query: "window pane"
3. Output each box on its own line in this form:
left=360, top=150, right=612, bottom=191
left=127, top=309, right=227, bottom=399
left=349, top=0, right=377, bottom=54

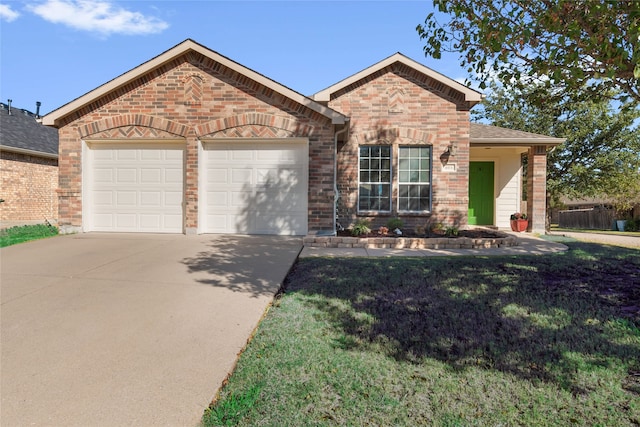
left=358, top=146, right=391, bottom=211
left=398, top=146, right=432, bottom=212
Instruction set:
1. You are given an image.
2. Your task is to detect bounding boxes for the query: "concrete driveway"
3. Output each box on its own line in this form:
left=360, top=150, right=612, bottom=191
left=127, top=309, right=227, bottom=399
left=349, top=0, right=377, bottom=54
left=1, top=233, right=301, bottom=426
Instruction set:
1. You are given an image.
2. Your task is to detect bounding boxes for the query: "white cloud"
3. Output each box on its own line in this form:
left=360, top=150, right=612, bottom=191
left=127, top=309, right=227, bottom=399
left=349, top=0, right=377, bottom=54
left=27, top=0, right=169, bottom=36
left=0, top=3, right=20, bottom=22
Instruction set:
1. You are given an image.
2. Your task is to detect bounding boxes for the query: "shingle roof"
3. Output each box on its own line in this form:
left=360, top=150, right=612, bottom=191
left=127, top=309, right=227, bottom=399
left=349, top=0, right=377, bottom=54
left=0, top=103, right=58, bottom=157
left=470, top=122, right=564, bottom=146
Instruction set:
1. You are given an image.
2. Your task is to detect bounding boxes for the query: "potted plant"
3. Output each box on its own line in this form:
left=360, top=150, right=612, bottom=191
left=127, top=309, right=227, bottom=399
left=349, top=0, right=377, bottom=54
left=510, top=212, right=528, bottom=232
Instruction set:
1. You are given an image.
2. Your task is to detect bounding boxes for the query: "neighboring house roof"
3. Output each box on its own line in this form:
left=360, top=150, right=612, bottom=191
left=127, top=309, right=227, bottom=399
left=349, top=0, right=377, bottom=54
left=43, top=39, right=348, bottom=128
left=0, top=103, right=58, bottom=158
left=470, top=122, right=565, bottom=146
left=312, top=52, right=484, bottom=105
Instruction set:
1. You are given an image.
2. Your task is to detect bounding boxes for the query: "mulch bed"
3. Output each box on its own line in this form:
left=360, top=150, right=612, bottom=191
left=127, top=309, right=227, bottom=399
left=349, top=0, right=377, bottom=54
left=337, top=228, right=506, bottom=239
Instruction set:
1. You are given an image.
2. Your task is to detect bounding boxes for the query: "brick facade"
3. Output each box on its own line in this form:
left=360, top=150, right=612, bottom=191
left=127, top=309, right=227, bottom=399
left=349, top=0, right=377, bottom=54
left=0, top=151, right=58, bottom=222
left=328, top=63, right=471, bottom=231
left=55, top=52, right=335, bottom=233
left=527, top=145, right=548, bottom=233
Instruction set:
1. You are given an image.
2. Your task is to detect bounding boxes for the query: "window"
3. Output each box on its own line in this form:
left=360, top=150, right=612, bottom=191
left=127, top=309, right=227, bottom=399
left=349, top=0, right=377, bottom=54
left=358, top=146, right=391, bottom=211
left=398, top=146, right=431, bottom=212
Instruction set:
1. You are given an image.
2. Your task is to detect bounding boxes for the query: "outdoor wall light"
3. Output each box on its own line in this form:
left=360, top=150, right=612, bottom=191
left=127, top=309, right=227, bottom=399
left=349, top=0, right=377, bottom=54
left=446, top=143, right=457, bottom=156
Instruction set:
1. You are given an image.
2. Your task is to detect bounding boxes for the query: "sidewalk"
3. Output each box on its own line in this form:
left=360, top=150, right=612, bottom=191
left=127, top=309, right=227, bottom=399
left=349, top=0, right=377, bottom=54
left=300, top=232, right=569, bottom=258
left=547, top=231, right=640, bottom=248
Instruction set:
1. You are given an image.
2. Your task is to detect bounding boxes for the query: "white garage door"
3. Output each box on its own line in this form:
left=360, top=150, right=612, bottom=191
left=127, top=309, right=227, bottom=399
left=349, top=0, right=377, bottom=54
left=201, top=140, right=308, bottom=235
left=86, top=143, right=184, bottom=233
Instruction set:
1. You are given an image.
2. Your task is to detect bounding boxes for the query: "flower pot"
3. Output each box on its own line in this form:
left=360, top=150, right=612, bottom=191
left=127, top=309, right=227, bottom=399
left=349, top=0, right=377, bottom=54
left=616, top=220, right=627, bottom=232
left=510, top=219, right=528, bottom=232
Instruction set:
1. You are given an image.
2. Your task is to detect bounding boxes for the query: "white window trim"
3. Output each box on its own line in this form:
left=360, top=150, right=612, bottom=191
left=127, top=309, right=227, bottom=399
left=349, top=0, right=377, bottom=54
left=357, top=145, right=392, bottom=213
left=396, top=145, right=432, bottom=214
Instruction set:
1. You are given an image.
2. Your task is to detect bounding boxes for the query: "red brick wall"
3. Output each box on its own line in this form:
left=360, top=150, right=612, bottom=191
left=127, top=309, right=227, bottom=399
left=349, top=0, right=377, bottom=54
left=328, top=64, right=471, bottom=231
left=527, top=146, right=548, bottom=232
left=56, top=52, right=335, bottom=233
left=0, top=151, right=58, bottom=222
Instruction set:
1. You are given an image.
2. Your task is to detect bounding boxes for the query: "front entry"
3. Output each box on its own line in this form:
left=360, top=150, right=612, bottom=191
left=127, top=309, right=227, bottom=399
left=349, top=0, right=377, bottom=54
left=468, top=161, right=494, bottom=225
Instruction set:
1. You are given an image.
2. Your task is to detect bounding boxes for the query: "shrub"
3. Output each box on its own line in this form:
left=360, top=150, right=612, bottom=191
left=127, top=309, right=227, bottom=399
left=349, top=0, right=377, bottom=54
left=445, top=226, right=459, bottom=237
left=386, top=217, right=403, bottom=230
left=624, top=218, right=640, bottom=232
left=351, top=219, right=371, bottom=236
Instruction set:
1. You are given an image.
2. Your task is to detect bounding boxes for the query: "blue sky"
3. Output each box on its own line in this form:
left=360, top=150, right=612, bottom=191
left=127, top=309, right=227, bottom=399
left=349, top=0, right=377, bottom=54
left=0, top=1, right=470, bottom=115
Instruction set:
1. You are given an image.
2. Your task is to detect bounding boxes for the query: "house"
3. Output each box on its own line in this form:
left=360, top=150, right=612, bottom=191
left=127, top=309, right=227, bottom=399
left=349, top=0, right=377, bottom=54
left=0, top=101, right=59, bottom=226
left=43, top=39, right=563, bottom=236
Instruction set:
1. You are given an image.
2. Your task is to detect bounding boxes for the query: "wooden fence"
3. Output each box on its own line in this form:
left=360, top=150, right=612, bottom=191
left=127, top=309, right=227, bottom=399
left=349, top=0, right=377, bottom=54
left=558, top=208, right=616, bottom=230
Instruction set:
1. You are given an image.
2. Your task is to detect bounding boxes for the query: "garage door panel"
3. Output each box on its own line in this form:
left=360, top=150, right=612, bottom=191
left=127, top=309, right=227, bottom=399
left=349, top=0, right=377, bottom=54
left=139, top=214, right=161, bottom=229
left=165, top=191, right=183, bottom=207
left=231, top=169, right=252, bottom=185
left=94, top=169, right=113, bottom=182
left=207, top=169, right=228, bottom=184
left=165, top=168, right=183, bottom=183
left=140, top=150, right=162, bottom=161
left=140, top=169, right=162, bottom=184
left=202, top=141, right=308, bottom=235
left=116, top=191, right=137, bottom=206
left=140, top=192, right=161, bottom=207
left=87, top=144, right=184, bottom=233
left=116, top=214, right=137, bottom=229
left=116, top=150, right=137, bottom=161
left=117, top=169, right=137, bottom=183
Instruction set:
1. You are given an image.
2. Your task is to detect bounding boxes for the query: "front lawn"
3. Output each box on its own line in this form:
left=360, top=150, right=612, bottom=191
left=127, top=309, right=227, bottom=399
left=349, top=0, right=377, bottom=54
left=204, top=242, right=640, bottom=426
left=0, top=224, right=58, bottom=247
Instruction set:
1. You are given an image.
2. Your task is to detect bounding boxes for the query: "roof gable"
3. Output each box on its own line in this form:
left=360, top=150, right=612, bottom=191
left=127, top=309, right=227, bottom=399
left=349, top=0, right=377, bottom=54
left=43, top=39, right=347, bottom=127
left=0, top=103, right=58, bottom=157
left=312, top=53, right=483, bottom=105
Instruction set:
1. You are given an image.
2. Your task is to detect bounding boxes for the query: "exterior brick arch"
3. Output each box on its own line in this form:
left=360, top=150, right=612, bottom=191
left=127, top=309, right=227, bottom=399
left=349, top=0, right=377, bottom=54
left=196, top=113, right=315, bottom=138
left=358, top=127, right=435, bottom=145
left=79, top=114, right=189, bottom=138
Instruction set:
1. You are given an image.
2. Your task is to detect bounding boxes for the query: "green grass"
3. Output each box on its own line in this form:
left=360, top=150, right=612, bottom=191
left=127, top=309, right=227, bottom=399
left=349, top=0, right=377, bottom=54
left=0, top=224, right=59, bottom=247
left=203, top=241, right=640, bottom=426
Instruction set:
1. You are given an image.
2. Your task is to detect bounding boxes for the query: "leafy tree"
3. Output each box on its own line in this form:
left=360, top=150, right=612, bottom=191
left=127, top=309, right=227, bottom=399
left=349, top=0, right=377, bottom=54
left=417, top=0, right=640, bottom=105
left=474, top=83, right=640, bottom=217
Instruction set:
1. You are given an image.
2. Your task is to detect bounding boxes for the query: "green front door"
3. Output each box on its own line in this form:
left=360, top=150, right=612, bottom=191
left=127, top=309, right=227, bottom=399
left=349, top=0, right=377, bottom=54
left=468, top=162, right=494, bottom=225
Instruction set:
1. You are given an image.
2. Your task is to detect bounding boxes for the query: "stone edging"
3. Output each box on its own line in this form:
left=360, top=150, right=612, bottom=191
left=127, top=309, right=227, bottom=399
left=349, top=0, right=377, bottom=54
left=303, top=234, right=518, bottom=250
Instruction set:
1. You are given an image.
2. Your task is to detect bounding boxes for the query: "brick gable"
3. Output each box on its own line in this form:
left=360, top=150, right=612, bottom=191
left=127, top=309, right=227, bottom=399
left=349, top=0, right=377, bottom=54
left=56, top=52, right=336, bottom=233
left=329, top=66, right=471, bottom=230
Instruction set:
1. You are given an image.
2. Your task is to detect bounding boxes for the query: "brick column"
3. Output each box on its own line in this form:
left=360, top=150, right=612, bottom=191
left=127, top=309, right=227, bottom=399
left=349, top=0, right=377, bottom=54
left=526, top=145, right=547, bottom=233
left=184, top=135, right=199, bottom=235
